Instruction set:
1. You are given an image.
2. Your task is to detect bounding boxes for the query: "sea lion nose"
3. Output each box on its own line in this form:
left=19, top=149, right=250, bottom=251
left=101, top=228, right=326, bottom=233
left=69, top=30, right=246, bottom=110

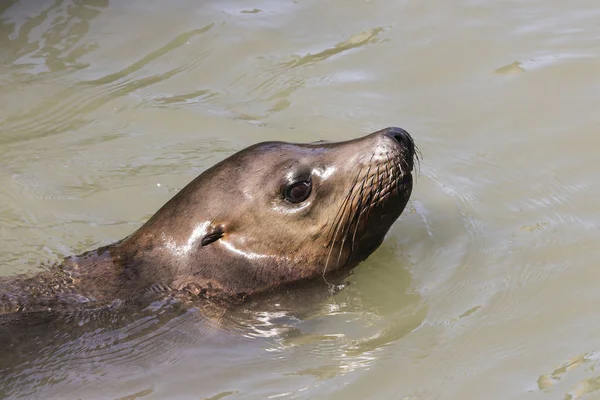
left=382, top=127, right=415, bottom=157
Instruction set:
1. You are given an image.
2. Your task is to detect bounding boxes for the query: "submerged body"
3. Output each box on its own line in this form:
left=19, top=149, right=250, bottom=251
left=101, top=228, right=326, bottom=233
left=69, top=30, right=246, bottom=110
left=0, top=127, right=417, bottom=316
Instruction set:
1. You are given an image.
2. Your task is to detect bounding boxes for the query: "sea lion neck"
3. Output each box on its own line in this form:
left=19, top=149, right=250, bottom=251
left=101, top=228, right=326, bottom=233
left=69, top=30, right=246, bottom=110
left=0, top=247, right=128, bottom=314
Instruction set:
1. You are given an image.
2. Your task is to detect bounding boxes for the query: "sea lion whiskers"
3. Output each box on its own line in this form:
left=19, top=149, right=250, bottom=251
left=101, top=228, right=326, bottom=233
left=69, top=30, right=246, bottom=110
left=351, top=165, right=375, bottom=254
left=323, top=164, right=365, bottom=277
left=347, top=163, right=377, bottom=253
left=335, top=164, right=369, bottom=270
left=324, top=158, right=375, bottom=276
left=322, top=145, right=411, bottom=278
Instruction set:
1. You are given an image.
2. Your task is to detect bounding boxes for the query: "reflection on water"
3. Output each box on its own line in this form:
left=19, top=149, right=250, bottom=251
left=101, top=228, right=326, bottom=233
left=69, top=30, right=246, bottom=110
left=1, top=245, right=421, bottom=399
left=2, top=0, right=600, bottom=399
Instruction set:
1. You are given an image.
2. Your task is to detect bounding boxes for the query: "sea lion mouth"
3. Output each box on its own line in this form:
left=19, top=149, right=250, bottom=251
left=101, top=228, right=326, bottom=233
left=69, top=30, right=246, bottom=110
left=323, top=128, right=419, bottom=273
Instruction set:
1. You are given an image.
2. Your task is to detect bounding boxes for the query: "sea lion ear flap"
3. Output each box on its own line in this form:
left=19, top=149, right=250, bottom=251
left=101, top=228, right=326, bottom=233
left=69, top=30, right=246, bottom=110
left=201, top=225, right=224, bottom=246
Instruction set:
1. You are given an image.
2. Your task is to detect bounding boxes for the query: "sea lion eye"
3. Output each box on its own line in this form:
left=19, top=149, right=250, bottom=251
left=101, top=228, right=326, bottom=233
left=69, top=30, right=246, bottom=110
left=284, top=180, right=312, bottom=203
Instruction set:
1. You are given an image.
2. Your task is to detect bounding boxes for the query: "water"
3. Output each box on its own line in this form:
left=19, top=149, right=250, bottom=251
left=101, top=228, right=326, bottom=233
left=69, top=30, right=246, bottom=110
left=1, top=0, right=600, bottom=399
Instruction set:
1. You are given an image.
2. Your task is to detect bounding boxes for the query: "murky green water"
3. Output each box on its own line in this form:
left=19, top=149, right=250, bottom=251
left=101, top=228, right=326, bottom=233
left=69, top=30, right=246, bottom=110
left=2, top=0, right=600, bottom=399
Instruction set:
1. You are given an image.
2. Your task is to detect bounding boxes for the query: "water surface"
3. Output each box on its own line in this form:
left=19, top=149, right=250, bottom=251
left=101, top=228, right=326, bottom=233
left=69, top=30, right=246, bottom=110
left=2, top=0, right=600, bottom=399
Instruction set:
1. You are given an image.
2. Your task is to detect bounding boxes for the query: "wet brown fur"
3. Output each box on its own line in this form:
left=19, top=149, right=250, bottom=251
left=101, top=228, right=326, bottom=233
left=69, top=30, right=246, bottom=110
left=0, top=127, right=418, bottom=316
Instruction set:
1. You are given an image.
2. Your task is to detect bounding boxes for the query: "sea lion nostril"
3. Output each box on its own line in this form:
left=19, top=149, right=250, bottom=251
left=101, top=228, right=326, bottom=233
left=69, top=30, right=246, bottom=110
left=383, top=127, right=409, bottom=141
left=383, top=127, right=414, bottom=154
left=391, top=133, right=405, bottom=144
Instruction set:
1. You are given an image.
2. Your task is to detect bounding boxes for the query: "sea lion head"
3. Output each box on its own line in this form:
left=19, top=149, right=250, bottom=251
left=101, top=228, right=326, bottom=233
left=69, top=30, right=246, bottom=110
left=117, top=127, right=418, bottom=300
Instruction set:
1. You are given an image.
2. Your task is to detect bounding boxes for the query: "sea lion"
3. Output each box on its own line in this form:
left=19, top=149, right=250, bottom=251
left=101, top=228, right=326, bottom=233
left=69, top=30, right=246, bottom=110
left=0, top=127, right=417, bottom=315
